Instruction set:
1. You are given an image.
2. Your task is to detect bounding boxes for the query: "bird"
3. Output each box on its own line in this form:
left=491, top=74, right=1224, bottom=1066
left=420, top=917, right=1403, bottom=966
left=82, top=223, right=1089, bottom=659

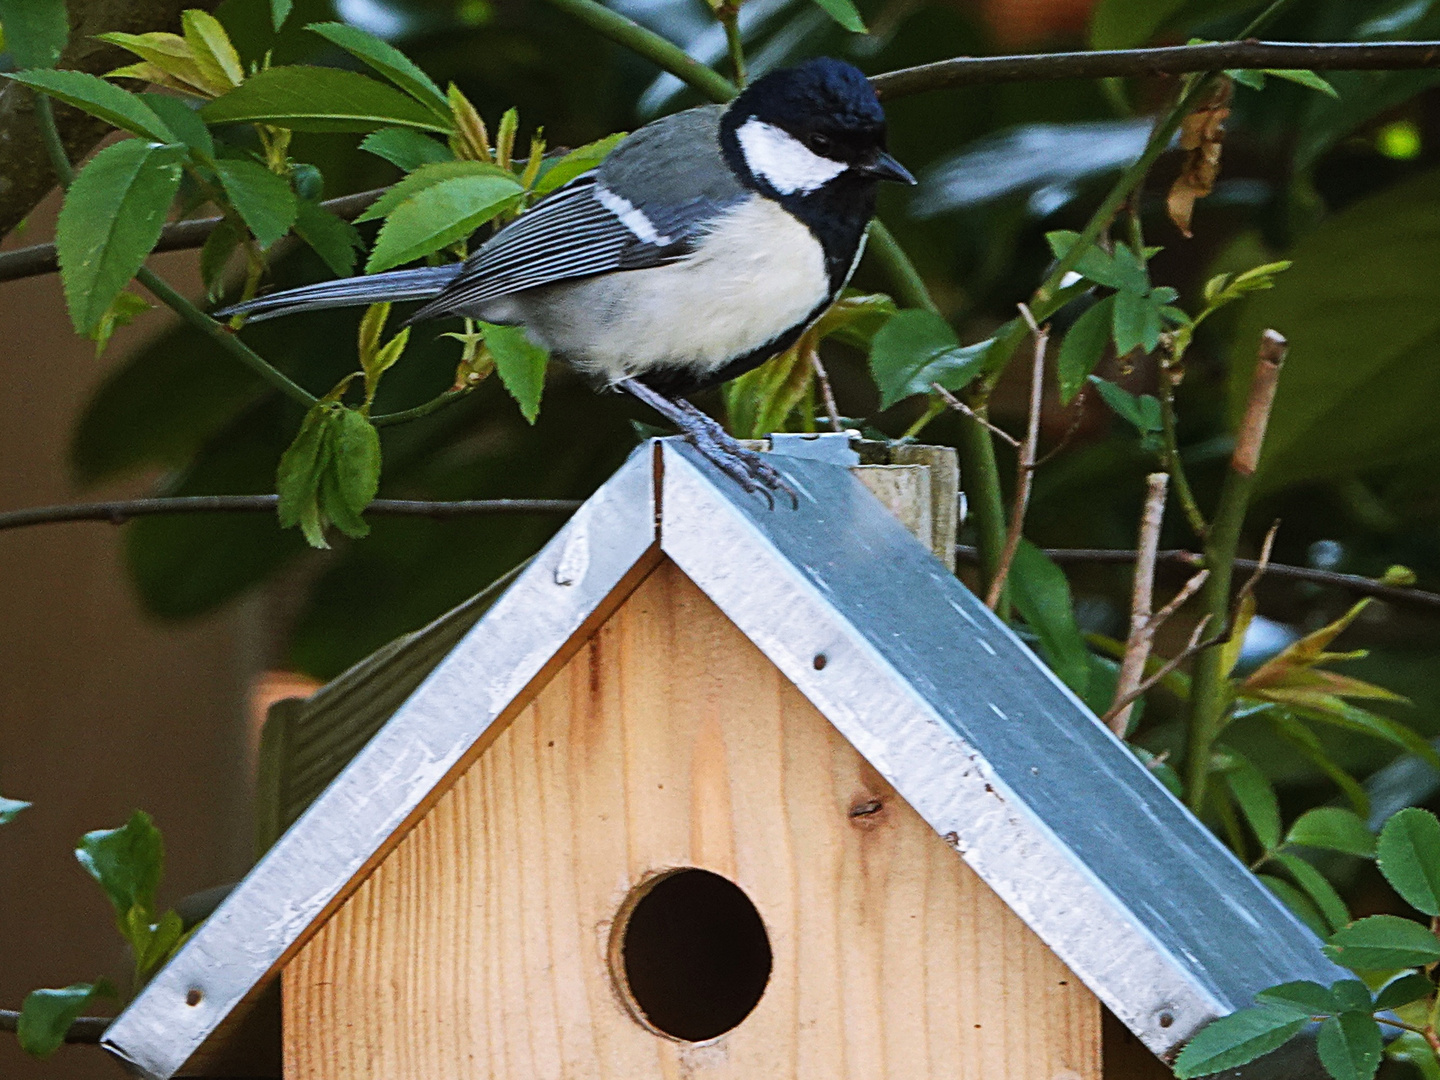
left=217, top=57, right=915, bottom=501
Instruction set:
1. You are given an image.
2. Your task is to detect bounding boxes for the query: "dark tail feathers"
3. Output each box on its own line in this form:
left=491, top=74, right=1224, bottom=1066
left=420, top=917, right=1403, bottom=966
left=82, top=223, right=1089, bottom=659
left=213, top=265, right=464, bottom=323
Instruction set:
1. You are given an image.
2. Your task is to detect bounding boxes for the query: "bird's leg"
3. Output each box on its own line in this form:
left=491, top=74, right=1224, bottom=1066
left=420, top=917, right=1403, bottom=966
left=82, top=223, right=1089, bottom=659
left=617, top=378, right=797, bottom=508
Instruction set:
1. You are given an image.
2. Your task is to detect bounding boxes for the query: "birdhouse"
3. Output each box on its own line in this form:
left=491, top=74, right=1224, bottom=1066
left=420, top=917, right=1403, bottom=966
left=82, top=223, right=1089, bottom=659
left=103, top=437, right=1342, bottom=1080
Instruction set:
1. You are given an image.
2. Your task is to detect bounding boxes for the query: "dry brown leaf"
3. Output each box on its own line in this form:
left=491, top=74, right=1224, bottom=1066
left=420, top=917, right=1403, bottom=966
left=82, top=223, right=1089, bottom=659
left=1167, top=77, right=1233, bottom=238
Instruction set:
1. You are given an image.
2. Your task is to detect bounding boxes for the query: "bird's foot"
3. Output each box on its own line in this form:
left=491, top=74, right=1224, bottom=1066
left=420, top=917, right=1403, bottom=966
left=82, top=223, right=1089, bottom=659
left=618, top=379, right=797, bottom=509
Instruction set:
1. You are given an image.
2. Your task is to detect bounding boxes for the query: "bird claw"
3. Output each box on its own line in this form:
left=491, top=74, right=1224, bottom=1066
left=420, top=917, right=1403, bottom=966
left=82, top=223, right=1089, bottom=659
left=671, top=400, right=798, bottom=509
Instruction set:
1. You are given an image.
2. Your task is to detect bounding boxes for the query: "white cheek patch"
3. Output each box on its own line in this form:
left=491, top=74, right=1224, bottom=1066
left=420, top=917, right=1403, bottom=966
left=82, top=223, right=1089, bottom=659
left=736, top=117, right=847, bottom=195
left=595, top=184, right=672, bottom=246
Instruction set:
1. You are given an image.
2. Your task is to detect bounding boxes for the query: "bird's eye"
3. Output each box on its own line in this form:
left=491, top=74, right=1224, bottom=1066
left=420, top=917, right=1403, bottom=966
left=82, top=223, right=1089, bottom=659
left=808, top=133, right=837, bottom=156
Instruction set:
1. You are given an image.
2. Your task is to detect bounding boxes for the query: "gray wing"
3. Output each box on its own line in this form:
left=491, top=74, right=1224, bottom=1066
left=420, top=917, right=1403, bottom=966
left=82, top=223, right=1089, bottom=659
left=410, top=105, right=745, bottom=320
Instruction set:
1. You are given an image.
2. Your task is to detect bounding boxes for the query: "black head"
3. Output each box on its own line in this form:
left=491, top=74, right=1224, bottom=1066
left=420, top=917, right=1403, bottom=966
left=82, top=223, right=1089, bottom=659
left=720, top=58, right=914, bottom=199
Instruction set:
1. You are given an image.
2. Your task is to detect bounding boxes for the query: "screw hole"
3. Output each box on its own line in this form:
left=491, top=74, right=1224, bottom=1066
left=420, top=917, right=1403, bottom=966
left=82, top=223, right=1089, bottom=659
left=611, top=869, right=771, bottom=1042
left=1158, top=1011, right=1174, bottom=1029
left=813, top=653, right=827, bottom=670
left=185, top=988, right=203, bottom=1007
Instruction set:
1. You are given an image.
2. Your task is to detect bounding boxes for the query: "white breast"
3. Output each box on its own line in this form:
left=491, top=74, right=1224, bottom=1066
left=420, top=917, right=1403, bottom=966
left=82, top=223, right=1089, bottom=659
left=506, top=197, right=832, bottom=384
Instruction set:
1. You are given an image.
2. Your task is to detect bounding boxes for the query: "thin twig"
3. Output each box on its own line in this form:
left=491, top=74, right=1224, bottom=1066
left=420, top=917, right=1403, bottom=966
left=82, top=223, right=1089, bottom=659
left=931, top=383, right=1020, bottom=448
left=717, top=3, right=747, bottom=85
left=1147, top=568, right=1211, bottom=632
left=811, top=350, right=843, bottom=433
left=0, top=1008, right=109, bottom=1044
left=954, top=546, right=1440, bottom=612
left=985, top=308, right=1047, bottom=610
left=0, top=496, right=582, bottom=533
left=0, top=188, right=386, bottom=285
left=1109, top=473, right=1170, bottom=735
left=1102, top=616, right=1214, bottom=724
left=870, top=40, right=1440, bottom=99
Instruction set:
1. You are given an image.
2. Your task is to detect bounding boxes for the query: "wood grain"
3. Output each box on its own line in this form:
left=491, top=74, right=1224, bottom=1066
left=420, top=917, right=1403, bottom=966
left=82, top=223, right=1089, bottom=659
left=284, top=560, right=1103, bottom=1079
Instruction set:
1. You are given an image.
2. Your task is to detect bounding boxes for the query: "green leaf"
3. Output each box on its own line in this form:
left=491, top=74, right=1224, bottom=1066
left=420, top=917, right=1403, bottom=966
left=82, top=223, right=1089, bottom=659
left=1317, top=1012, right=1384, bottom=1080
left=326, top=409, right=381, bottom=536
left=1325, top=915, right=1440, bottom=971
left=293, top=200, right=363, bottom=277
left=271, top=0, right=293, bottom=30
left=1378, top=807, right=1440, bottom=916
left=360, top=127, right=453, bottom=172
left=56, top=139, right=185, bottom=335
left=1255, top=980, right=1338, bottom=1017
left=201, top=66, right=453, bottom=134
left=1088, top=376, right=1163, bottom=435
left=6, top=70, right=176, bottom=142
left=1172, top=1005, right=1309, bottom=1078
left=0, top=0, right=68, bottom=69
left=0, top=795, right=31, bottom=823
left=182, top=10, right=243, bottom=92
left=808, top=0, right=866, bottom=34
left=1286, top=807, right=1376, bottom=858
left=1374, top=972, right=1433, bottom=1011
left=1331, top=979, right=1375, bottom=1014
left=1230, top=169, right=1440, bottom=490
left=199, top=220, right=241, bottom=301
left=1265, top=69, right=1340, bottom=98
left=1088, top=0, right=1187, bottom=49
left=1056, top=297, right=1114, bottom=405
left=1387, top=1030, right=1440, bottom=1080
left=1274, top=852, right=1350, bottom=934
left=131, top=907, right=185, bottom=979
left=1261, top=874, right=1331, bottom=938
left=534, top=132, right=626, bottom=194
left=1221, top=749, right=1282, bottom=852
left=1296, top=703, right=1440, bottom=772
left=354, top=159, right=512, bottom=223
left=276, top=405, right=333, bottom=548
left=868, top=309, right=989, bottom=409
left=140, top=93, right=214, bottom=159
left=1009, top=539, right=1092, bottom=702
left=91, top=291, right=152, bottom=358
left=484, top=322, right=549, bottom=423
left=1046, top=231, right=1149, bottom=293
left=75, top=810, right=164, bottom=919
left=1112, top=288, right=1163, bottom=355
left=306, top=22, right=449, bottom=117
left=16, top=981, right=115, bottom=1059
left=213, top=159, right=297, bottom=249
left=365, top=174, right=524, bottom=272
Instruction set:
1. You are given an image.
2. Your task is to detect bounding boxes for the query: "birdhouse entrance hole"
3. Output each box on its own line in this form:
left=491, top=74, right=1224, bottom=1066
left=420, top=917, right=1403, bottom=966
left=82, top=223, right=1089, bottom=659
left=612, top=868, right=772, bottom=1042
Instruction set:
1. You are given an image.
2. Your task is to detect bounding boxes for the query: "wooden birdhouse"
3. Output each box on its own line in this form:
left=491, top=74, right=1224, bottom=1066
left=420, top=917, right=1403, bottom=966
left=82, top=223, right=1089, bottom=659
left=103, top=437, right=1343, bottom=1080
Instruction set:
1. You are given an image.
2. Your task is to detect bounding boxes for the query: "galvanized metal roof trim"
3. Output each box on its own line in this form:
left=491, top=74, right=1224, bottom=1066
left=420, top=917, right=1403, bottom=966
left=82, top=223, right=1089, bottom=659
left=101, top=446, right=658, bottom=1080
left=657, top=440, right=1345, bottom=1061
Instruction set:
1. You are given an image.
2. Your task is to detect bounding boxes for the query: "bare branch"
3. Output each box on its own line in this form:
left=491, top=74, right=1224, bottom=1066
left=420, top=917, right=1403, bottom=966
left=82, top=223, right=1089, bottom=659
left=1109, top=473, right=1170, bottom=735
left=0, top=496, right=581, bottom=533
left=1146, top=568, right=1211, bottom=633
left=0, top=1008, right=109, bottom=1045
left=872, top=40, right=1440, bottom=99
left=985, top=310, right=1048, bottom=610
left=810, top=349, right=843, bottom=433
left=1102, top=616, right=1214, bottom=726
left=931, top=383, right=1020, bottom=448
left=953, top=546, right=1440, bottom=613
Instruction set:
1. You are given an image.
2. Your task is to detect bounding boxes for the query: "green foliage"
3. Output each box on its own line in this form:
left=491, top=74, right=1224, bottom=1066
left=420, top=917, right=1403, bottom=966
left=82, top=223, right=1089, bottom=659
left=76, top=810, right=164, bottom=919
left=0, top=0, right=68, bottom=69
left=1285, top=808, right=1376, bottom=858
left=1220, top=748, right=1282, bottom=852
left=277, top=400, right=383, bottom=547
left=0, top=795, right=31, bottom=823
left=1172, top=1004, right=1310, bottom=1077
left=1088, top=0, right=1187, bottom=49
left=483, top=323, right=549, bottom=424
left=1056, top=297, right=1112, bottom=405
left=91, top=292, right=153, bottom=358
left=1317, top=1012, right=1385, bottom=1080
left=1377, top=807, right=1440, bottom=916
left=7, top=70, right=177, bottom=142
left=1325, top=915, right=1440, bottom=971
left=357, top=303, right=410, bottom=406
left=1374, top=972, right=1435, bottom=1011
left=534, top=133, right=626, bottom=194
left=271, top=0, right=294, bottom=31
left=868, top=309, right=989, bottom=409
left=293, top=199, right=363, bottom=277
left=201, top=66, right=453, bottom=133
left=1008, top=540, right=1095, bottom=704
left=361, top=127, right=454, bottom=171
left=364, top=172, right=524, bottom=272
left=807, top=0, right=867, bottom=33
left=213, top=159, right=298, bottom=249
left=1087, top=376, right=1162, bottom=449
left=1232, top=170, right=1440, bottom=490
left=56, top=139, right=185, bottom=335
left=16, top=981, right=115, bottom=1059
left=305, top=22, right=450, bottom=118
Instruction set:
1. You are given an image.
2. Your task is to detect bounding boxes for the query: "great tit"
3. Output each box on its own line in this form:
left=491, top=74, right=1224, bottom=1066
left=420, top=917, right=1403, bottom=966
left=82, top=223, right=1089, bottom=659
left=218, top=57, right=915, bottom=499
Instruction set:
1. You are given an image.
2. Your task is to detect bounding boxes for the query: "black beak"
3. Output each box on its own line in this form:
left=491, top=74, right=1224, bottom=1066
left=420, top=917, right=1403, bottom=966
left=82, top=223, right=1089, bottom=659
left=860, top=150, right=916, bottom=185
